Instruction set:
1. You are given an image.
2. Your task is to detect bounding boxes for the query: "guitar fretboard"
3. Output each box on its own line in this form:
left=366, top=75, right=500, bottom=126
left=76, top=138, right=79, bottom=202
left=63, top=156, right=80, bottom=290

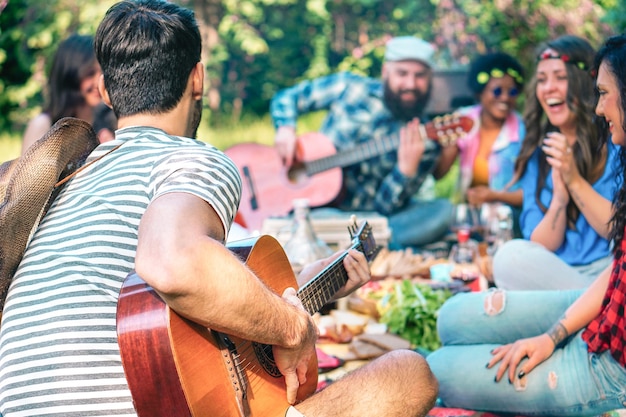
left=297, top=249, right=355, bottom=314
left=303, top=114, right=471, bottom=176
left=305, top=137, right=400, bottom=176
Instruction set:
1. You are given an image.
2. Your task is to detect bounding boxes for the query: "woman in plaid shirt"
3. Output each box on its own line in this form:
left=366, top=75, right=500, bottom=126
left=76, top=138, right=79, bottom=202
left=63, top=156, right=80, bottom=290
left=427, top=34, right=626, bottom=416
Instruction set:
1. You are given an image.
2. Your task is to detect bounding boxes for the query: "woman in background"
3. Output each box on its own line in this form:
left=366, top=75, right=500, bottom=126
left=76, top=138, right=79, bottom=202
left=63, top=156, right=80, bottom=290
left=492, top=35, right=620, bottom=290
left=21, top=34, right=102, bottom=154
left=427, top=33, right=626, bottom=417
left=437, top=52, right=525, bottom=211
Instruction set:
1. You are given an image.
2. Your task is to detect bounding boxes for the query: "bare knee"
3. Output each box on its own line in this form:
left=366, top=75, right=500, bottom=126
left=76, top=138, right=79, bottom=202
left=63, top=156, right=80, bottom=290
left=484, top=289, right=506, bottom=316
left=298, top=349, right=438, bottom=417
left=385, top=349, right=438, bottom=417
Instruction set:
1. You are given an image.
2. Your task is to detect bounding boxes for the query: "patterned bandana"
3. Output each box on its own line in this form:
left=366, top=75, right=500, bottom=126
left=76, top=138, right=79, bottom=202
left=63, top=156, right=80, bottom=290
left=537, top=50, right=589, bottom=71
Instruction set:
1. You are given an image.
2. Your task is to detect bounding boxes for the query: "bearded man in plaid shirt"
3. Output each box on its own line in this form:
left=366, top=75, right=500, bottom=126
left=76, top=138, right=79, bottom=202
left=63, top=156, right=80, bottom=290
left=270, top=36, right=456, bottom=249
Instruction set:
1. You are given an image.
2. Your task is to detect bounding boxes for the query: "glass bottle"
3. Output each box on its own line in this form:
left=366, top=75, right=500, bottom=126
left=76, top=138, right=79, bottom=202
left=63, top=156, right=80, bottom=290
left=448, top=228, right=480, bottom=290
left=487, top=204, right=514, bottom=255
left=282, top=199, right=333, bottom=273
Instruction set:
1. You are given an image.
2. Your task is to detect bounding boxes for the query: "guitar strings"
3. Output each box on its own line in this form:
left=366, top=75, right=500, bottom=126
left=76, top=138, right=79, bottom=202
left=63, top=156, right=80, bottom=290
left=298, top=246, right=362, bottom=312
left=220, top=241, right=369, bottom=396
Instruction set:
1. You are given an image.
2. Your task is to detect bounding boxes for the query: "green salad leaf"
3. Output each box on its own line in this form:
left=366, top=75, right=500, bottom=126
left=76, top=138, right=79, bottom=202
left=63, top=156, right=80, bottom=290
left=377, top=280, right=453, bottom=352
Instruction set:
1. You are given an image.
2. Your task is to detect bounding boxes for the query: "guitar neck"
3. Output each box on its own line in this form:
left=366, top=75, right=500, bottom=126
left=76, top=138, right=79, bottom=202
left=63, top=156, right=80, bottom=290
left=303, top=114, right=470, bottom=176
left=297, top=241, right=361, bottom=314
left=305, top=136, right=399, bottom=176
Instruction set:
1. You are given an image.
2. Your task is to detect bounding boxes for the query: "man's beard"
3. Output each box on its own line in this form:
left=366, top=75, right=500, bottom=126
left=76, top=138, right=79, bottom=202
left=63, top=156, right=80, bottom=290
left=383, top=82, right=431, bottom=122
left=187, top=98, right=203, bottom=138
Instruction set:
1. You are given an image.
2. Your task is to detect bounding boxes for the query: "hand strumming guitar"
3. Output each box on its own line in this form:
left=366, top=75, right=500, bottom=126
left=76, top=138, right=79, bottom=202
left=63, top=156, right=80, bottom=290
left=397, top=118, right=426, bottom=178
left=275, top=125, right=298, bottom=167
left=273, top=287, right=319, bottom=405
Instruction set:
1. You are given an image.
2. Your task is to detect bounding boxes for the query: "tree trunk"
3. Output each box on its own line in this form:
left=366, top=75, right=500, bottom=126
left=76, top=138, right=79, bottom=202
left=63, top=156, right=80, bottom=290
left=192, top=0, right=224, bottom=112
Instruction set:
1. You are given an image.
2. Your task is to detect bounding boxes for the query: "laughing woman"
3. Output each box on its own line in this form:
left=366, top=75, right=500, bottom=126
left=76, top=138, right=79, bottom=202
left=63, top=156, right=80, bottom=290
left=427, top=33, right=626, bottom=417
left=436, top=52, right=525, bottom=210
left=492, top=35, right=621, bottom=290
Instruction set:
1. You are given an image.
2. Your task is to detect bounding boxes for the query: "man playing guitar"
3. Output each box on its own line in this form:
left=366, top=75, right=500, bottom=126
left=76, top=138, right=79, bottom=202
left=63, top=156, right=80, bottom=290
left=270, top=36, right=459, bottom=249
left=0, top=2, right=438, bottom=417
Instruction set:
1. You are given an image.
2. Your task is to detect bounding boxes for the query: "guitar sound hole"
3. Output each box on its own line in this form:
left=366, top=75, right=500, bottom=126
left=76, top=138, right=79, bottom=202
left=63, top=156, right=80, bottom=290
left=253, top=342, right=282, bottom=378
left=287, top=162, right=307, bottom=184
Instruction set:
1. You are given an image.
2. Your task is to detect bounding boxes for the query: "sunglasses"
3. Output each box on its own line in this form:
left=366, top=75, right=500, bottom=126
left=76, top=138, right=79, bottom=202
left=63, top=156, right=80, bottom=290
left=492, top=86, right=519, bottom=98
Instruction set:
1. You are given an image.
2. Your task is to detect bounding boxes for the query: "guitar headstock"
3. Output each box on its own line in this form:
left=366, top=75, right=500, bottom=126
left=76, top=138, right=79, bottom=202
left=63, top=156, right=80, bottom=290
left=425, top=113, right=474, bottom=147
left=348, top=218, right=379, bottom=262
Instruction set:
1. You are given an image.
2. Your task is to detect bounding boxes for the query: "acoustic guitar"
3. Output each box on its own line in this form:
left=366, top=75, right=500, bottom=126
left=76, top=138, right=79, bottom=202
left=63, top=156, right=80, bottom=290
left=117, top=221, right=378, bottom=417
left=225, top=113, right=473, bottom=231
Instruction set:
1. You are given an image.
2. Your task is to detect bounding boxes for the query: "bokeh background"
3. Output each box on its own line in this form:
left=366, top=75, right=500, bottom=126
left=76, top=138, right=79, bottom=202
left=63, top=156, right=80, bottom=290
left=0, top=0, right=624, bottom=161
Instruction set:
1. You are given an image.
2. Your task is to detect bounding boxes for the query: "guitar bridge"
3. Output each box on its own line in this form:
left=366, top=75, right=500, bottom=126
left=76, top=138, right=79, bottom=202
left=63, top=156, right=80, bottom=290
left=212, top=330, right=251, bottom=416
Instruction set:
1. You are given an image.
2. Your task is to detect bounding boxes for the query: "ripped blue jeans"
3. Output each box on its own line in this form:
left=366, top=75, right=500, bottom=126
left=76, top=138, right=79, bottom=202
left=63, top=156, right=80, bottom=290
left=426, top=290, right=626, bottom=416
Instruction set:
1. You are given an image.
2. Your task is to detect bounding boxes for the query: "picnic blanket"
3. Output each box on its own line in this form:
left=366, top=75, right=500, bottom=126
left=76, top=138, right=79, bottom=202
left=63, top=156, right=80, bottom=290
left=427, top=408, right=624, bottom=417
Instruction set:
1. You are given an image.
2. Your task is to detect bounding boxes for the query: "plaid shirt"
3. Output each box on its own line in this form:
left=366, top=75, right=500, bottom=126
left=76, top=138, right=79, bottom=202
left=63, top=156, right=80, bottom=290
left=582, top=234, right=626, bottom=365
left=270, top=71, right=441, bottom=215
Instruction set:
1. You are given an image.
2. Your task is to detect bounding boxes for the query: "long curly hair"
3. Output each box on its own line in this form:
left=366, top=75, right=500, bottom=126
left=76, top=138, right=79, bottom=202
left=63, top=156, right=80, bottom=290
left=512, top=35, right=609, bottom=229
left=594, top=34, right=626, bottom=254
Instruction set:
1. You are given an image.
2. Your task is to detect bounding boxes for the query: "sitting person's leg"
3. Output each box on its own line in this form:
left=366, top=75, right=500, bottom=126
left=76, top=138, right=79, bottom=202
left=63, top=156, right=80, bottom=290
left=435, top=289, right=582, bottom=346
left=427, top=289, right=626, bottom=415
left=492, top=239, right=605, bottom=290
left=295, top=349, right=437, bottom=417
left=388, top=198, right=453, bottom=249
left=429, top=335, right=626, bottom=415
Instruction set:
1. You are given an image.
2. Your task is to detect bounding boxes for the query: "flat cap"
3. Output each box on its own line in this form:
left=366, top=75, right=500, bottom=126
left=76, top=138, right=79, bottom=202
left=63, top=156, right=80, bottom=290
left=385, top=36, right=435, bottom=67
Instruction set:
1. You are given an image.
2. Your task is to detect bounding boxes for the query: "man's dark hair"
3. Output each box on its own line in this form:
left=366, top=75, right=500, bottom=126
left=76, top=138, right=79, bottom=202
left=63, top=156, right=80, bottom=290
left=94, top=0, right=201, bottom=118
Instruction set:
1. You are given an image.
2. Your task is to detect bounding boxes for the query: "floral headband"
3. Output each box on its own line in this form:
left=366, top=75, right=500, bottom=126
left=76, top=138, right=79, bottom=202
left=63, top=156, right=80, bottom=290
left=537, top=51, right=589, bottom=71
left=476, top=67, right=524, bottom=86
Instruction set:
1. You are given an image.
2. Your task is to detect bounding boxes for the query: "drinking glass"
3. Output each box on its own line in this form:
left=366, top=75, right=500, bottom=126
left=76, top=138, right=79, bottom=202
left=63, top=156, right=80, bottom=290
left=451, top=203, right=480, bottom=234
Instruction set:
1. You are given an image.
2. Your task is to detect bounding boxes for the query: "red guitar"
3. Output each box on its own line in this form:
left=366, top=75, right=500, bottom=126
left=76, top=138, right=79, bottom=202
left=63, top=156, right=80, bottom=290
left=117, top=221, right=378, bottom=417
left=225, top=113, right=473, bottom=231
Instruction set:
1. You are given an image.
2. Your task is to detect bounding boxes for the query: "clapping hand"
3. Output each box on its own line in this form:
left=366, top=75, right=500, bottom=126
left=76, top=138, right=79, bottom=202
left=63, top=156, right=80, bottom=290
left=543, top=132, right=580, bottom=193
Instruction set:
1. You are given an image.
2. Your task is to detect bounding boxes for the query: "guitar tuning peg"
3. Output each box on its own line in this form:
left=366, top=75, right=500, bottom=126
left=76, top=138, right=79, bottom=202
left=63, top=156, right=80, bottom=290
left=348, top=214, right=358, bottom=237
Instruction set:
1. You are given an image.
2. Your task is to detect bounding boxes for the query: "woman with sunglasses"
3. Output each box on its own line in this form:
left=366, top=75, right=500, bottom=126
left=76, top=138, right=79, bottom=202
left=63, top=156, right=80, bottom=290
left=492, top=35, right=621, bottom=291
left=427, top=34, right=626, bottom=416
left=437, top=52, right=525, bottom=215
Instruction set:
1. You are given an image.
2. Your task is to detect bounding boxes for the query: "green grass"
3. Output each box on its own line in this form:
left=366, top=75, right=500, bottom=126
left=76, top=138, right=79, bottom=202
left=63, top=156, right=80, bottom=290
left=0, top=110, right=457, bottom=199
left=0, top=111, right=326, bottom=164
left=196, top=111, right=326, bottom=150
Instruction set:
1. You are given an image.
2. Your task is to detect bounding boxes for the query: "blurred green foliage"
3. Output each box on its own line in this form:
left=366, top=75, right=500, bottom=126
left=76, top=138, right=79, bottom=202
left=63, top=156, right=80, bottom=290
left=0, top=0, right=623, bottom=142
